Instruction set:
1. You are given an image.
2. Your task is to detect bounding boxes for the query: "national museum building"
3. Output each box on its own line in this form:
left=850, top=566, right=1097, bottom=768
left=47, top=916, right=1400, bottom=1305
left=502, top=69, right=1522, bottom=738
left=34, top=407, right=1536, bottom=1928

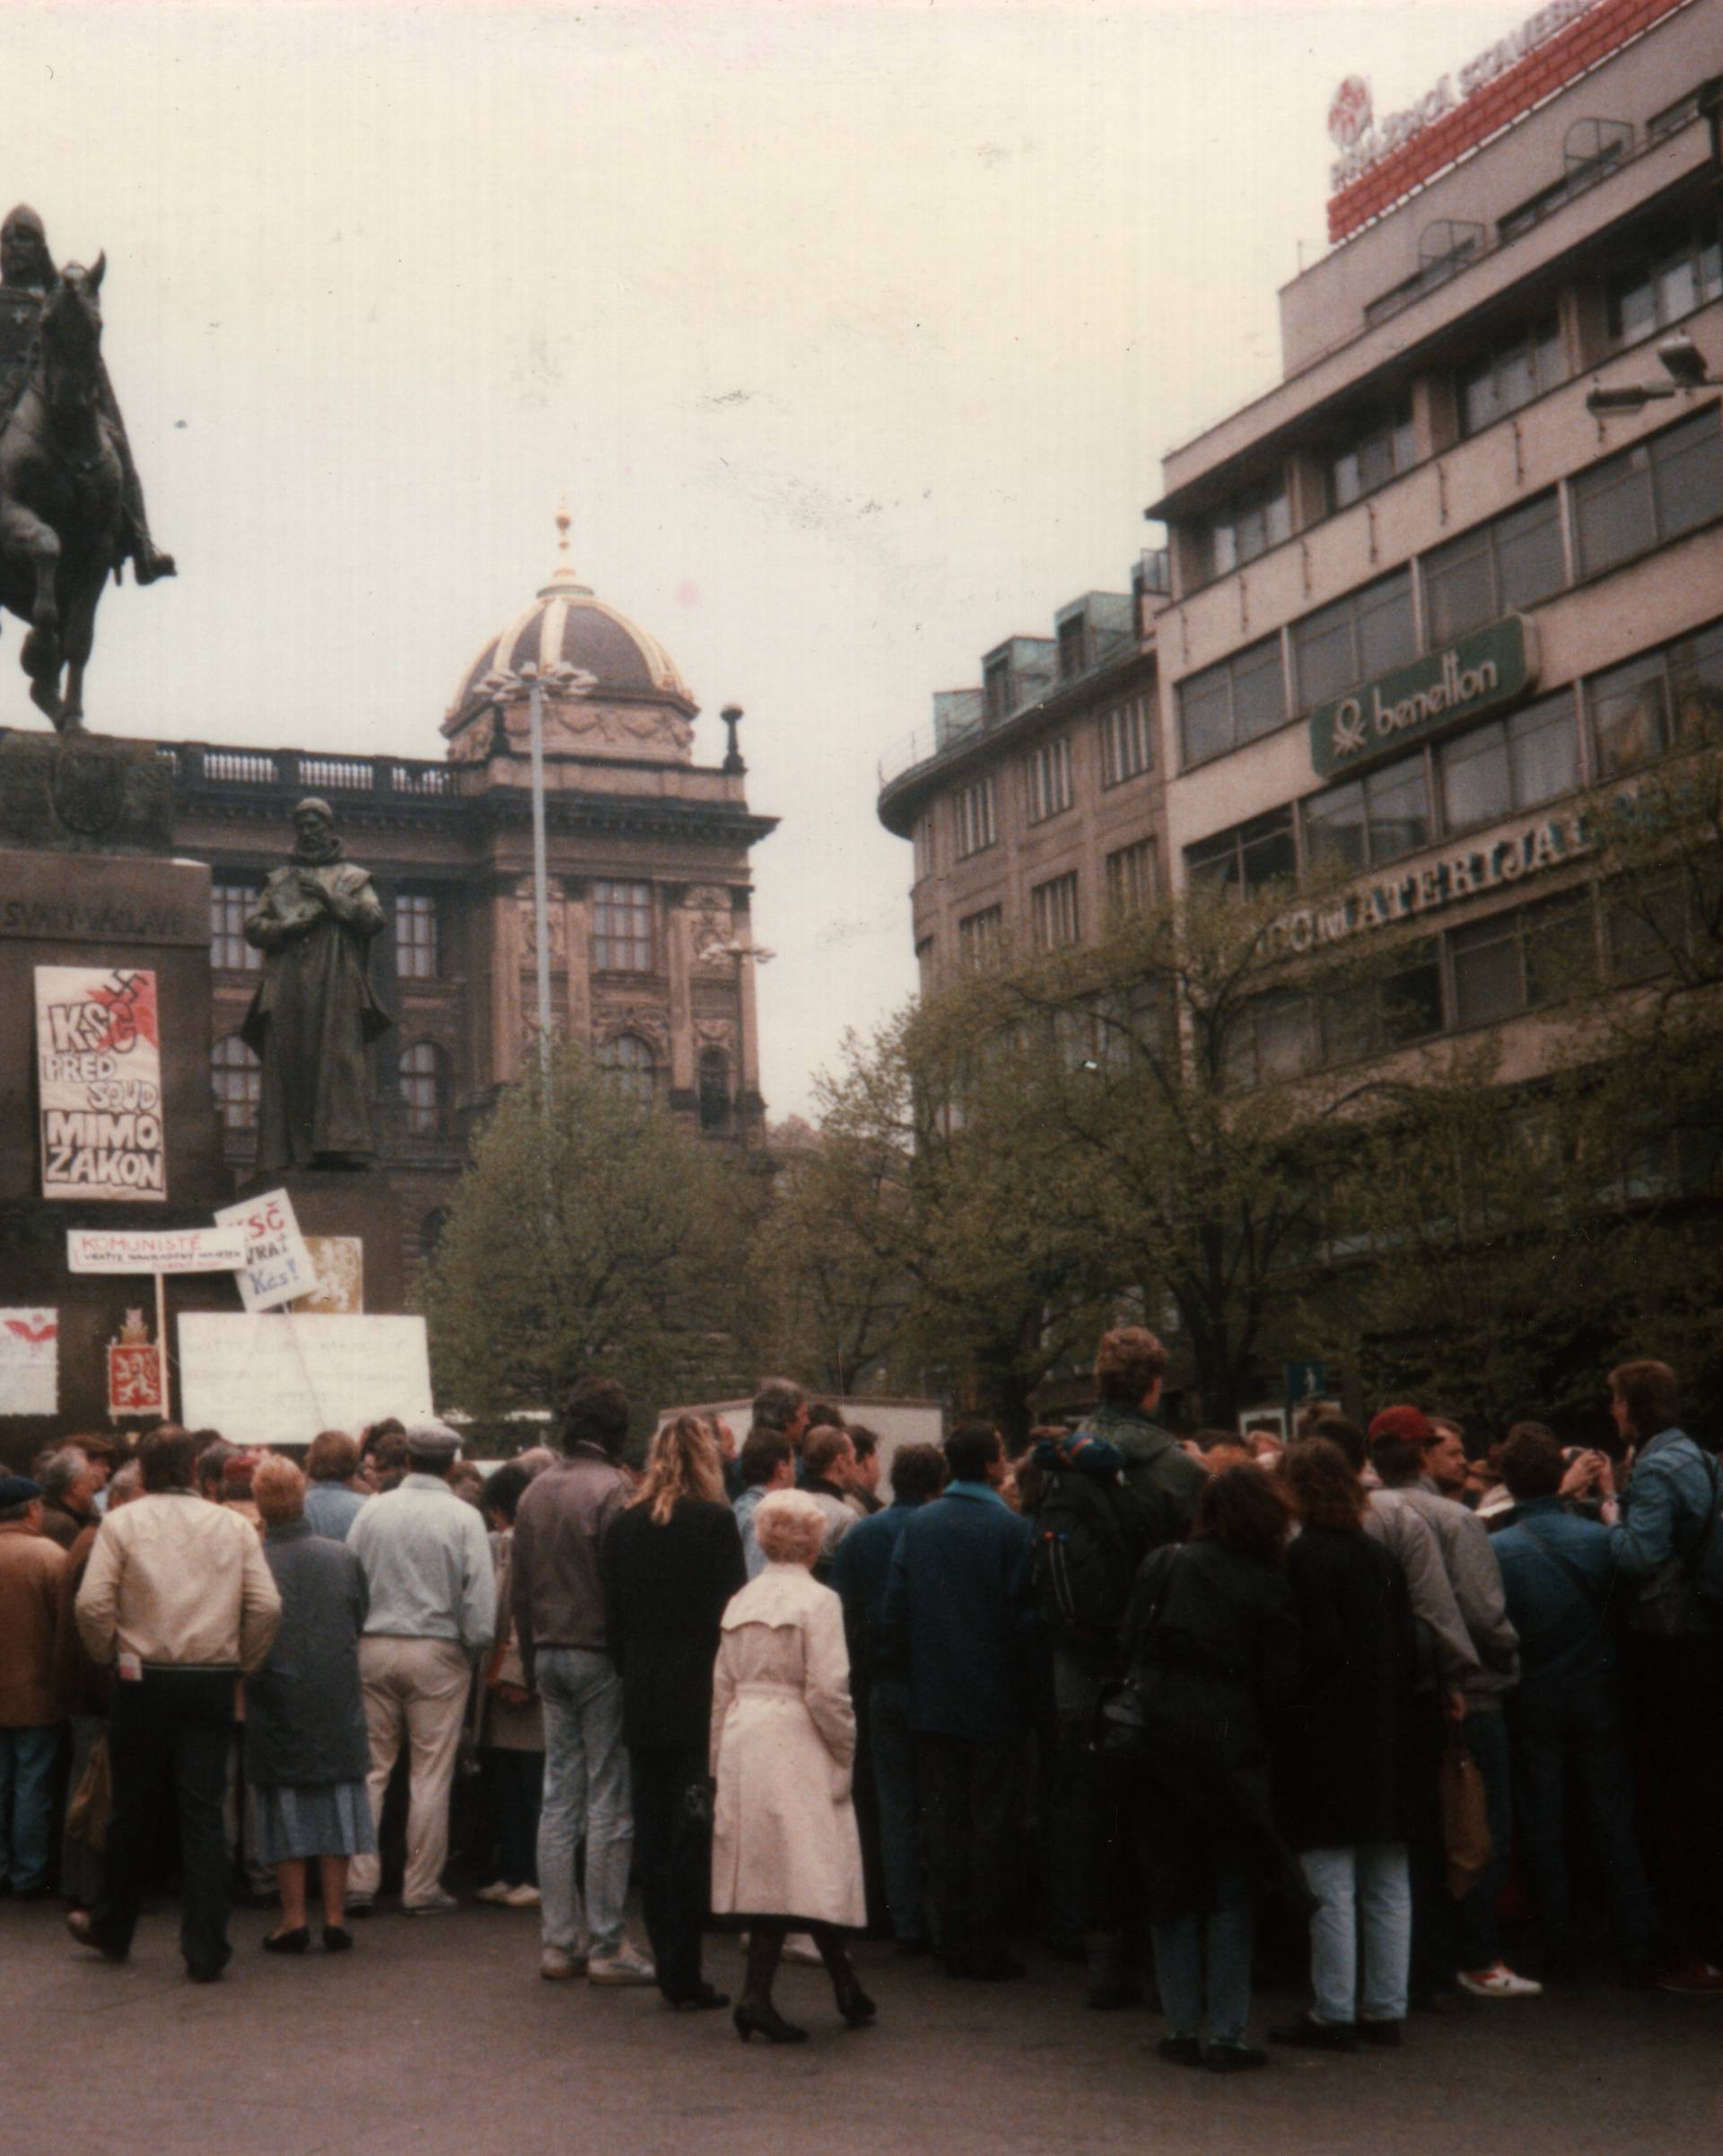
left=1148, top=0, right=1721, bottom=1091
left=170, top=521, right=777, bottom=1283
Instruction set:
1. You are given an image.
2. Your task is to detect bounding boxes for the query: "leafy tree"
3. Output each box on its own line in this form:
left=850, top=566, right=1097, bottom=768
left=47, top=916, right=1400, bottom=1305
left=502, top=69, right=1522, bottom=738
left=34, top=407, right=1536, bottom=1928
left=421, top=1041, right=752, bottom=1431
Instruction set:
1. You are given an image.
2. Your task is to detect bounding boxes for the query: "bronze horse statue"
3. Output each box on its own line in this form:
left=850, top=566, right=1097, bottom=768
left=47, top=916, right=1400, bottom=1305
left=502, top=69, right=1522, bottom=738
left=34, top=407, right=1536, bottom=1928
left=0, top=257, right=126, bottom=731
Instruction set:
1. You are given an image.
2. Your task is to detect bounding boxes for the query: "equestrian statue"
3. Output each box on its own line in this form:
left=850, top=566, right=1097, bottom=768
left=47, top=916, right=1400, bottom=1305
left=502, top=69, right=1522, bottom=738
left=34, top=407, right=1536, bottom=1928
left=0, top=205, right=174, bottom=731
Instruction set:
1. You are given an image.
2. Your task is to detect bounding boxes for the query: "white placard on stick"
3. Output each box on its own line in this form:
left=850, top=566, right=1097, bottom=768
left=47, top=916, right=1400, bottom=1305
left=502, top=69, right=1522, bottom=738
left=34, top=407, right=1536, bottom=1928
left=177, top=1312, right=433, bottom=1450
left=67, top=1226, right=249, bottom=1275
left=214, top=1189, right=318, bottom=1313
left=0, top=1309, right=58, bottom=1415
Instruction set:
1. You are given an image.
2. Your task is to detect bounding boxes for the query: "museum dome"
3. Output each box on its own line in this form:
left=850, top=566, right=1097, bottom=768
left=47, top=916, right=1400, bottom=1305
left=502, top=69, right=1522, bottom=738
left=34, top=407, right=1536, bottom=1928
left=443, top=512, right=695, bottom=733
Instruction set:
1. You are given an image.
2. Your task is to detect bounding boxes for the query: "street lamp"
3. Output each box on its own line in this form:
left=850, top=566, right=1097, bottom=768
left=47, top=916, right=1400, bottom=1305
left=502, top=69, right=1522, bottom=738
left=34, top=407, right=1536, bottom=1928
left=1585, top=331, right=1719, bottom=417
left=480, top=657, right=597, bottom=1080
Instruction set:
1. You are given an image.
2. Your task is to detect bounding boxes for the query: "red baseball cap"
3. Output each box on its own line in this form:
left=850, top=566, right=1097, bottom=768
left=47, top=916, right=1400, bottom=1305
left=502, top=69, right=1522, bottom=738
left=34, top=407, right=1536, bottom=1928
left=1367, top=1405, right=1435, bottom=1446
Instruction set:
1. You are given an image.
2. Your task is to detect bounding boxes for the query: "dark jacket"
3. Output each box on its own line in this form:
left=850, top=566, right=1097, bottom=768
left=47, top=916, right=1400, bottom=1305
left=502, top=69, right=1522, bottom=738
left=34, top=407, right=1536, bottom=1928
left=1607, top=1426, right=1723, bottom=1636
left=602, top=1495, right=746, bottom=1753
left=1086, top=1402, right=1205, bottom=1546
left=1123, top=1541, right=1306, bottom=1924
left=40, top=1497, right=92, bottom=1552
left=511, top=1444, right=632, bottom=1674
left=1278, top=1527, right=1418, bottom=1851
left=1492, top=1496, right=1624, bottom=1687
left=830, top=1497, right=923, bottom=1689
left=244, top=1521, right=371, bottom=1788
left=880, top=1483, right=1036, bottom=1745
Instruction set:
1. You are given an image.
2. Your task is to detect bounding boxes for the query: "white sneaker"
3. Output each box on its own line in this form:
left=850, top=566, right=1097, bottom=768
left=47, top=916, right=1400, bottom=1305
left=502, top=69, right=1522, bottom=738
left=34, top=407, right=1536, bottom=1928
left=405, top=1888, right=460, bottom=1917
left=540, top=1945, right=588, bottom=1980
left=1458, top=1964, right=1543, bottom=1998
left=783, top=1933, right=823, bottom=1967
left=503, top=1883, right=542, bottom=1909
left=473, top=1880, right=512, bottom=1905
left=589, top=1942, right=656, bottom=1985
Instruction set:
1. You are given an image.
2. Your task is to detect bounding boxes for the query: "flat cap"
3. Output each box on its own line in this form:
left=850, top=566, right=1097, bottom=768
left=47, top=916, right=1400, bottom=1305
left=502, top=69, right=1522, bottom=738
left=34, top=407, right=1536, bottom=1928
left=0, top=1474, right=42, bottom=1508
left=403, top=1420, right=461, bottom=1463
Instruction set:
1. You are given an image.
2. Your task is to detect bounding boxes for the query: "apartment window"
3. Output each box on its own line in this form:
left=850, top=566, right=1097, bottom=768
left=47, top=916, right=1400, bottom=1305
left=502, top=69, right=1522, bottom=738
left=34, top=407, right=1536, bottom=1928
left=1422, top=492, right=1564, bottom=645
left=1647, top=92, right=1701, bottom=144
left=1440, top=692, right=1580, bottom=832
left=399, top=1041, right=446, bottom=1136
left=983, top=654, right=1015, bottom=723
left=395, top=892, right=440, bottom=980
left=212, top=1035, right=260, bottom=1131
left=1589, top=618, right=1723, bottom=776
left=1104, top=838, right=1157, bottom=916
left=1456, top=318, right=1566, bottom=437
left=1196, top=471, right=1291, bottom=582
left=210, top=881, right=261, bottom=972
left=1185, top=807, right=1297, bottom=896
left=1292, top=570, right=1415, bottom=711
left=1099, top=693, right=1154, bottom=786
left=1328, top=399, right=1416, bottom=512
left=958, top=906, right=1003, bottom=970
left=591, top=880, right=653, bottom=972
left=1178, top=635, right=1286, bottom=766
left=952, top=775, right=997, bottom=859
left=912, top=814, right=936, bottom=881
left=599, top=1031, right=656, bottom=1109
left=1606, top=225, right=1723, bottom=346
left=1023, top=735, right=1072, bottom=825
left=1448, top=893, right=1594, bottom=1026
left=1056, top=615, right=1089, bottom=682
left=1030, top=872, right=1080, bottom=952
left=1303, top=754, right=1430, bottom=873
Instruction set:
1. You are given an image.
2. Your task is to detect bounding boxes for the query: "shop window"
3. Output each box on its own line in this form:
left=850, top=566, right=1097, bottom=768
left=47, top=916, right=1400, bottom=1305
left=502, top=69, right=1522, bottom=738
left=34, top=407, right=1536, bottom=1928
left=1572, top=408, right=1723, bottom=583
left=1439, top=693, right=1580, bottom=833
left=1422, top=493, right=1564, bottom=646
left=1291, top=570, right=1415, bottom=711
left=1178, top=636, right=1286, bottom=766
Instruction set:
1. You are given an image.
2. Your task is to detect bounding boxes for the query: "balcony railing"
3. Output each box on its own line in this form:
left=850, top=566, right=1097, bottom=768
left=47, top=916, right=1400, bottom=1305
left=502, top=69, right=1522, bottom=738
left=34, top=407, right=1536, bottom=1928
left=165, top=743, right=458, bottom=801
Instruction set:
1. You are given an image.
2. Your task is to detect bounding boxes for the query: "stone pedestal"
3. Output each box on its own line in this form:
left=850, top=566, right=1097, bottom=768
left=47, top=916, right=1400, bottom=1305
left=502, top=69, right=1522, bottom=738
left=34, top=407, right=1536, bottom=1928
left=0, top=831, right=233, bottom=1464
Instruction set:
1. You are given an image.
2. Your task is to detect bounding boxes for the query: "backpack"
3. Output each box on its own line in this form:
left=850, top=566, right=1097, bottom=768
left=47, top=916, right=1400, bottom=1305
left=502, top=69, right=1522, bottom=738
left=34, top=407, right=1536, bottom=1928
left=1031, top=1466, right=1153, bottom=1652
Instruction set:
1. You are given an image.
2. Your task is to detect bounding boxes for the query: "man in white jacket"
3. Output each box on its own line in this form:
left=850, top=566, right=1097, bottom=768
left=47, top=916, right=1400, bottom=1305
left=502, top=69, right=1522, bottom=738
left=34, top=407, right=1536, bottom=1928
left=71, top=1423, right=280, bottom=1984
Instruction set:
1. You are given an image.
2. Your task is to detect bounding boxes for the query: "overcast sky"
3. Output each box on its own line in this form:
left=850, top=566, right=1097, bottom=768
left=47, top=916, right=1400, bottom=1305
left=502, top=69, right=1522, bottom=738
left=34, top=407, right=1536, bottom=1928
left=4, top=0, right=1549, bottom=1117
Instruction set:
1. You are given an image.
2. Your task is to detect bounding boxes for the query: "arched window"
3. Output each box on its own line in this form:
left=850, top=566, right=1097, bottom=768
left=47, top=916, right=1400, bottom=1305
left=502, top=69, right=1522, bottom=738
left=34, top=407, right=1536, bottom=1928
left=419, top=1207, right=449, bottom=1263
left=211, top=1034, right=260, bottom=1131
left=698, top=1046, right=731, bottom=1134
left=599, top=1031, right=656, bottom=1109
left=399, top=1041, right=446, bottom=1136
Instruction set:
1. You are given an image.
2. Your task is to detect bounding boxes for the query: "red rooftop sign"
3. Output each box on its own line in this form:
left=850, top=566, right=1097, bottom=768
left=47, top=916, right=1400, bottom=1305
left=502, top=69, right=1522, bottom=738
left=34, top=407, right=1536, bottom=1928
left=1327, top=0, right=1692, bottom=242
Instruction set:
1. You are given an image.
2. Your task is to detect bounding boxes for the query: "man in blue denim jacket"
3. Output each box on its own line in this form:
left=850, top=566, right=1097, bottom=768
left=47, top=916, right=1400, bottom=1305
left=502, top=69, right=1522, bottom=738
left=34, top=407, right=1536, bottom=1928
left=1570, top=1361, right=1723, bottom=1993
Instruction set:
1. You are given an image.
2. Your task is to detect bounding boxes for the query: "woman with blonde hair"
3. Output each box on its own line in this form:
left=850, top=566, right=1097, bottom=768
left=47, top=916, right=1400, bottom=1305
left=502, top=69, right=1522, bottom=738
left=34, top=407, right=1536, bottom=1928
left=710, top=1487, right=873, bottom=2043
left=245, top=1454, right=374, bottom=1952
left=601, top=1413, right=747, bottom=2009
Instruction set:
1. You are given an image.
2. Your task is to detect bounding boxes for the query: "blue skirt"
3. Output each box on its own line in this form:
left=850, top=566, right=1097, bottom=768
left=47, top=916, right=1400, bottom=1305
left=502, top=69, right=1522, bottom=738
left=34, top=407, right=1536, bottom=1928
left=253, top=1780, right=377, bottom=1864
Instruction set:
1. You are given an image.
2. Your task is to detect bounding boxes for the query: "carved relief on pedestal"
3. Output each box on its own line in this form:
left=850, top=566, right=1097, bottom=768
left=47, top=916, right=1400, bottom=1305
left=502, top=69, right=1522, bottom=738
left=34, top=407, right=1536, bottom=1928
left=695, top=1018, right=737, bottom=1055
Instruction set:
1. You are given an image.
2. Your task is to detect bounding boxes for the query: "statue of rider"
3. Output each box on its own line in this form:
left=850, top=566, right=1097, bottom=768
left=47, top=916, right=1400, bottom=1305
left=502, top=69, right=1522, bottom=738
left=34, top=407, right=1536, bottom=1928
left=0, top=204, right=174, bottom=585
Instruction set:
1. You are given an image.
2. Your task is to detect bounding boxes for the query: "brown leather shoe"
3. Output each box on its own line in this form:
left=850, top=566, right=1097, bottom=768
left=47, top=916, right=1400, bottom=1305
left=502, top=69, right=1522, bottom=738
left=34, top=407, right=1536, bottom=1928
left=66, top=1909, right=127, bottom=1962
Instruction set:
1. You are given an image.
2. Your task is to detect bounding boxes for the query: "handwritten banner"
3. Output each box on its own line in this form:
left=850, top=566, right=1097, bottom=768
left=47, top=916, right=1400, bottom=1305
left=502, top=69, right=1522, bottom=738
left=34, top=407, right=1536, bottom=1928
left=36, top=965, right=166, bottom=1204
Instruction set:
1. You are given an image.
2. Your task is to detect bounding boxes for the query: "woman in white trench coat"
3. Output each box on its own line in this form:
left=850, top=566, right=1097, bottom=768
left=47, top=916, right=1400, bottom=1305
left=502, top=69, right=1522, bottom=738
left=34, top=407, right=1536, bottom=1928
left=711, top=1487, right=875, bottom=2043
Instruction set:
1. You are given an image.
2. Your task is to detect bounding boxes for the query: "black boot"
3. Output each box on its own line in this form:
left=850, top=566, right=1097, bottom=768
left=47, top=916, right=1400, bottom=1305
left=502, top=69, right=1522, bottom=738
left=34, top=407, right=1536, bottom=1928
left=1085, top=1932, right=1143, bottom=2011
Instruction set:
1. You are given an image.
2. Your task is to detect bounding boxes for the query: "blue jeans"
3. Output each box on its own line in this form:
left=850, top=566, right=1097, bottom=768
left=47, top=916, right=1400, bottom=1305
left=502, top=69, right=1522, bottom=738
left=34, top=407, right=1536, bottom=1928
left=1150, top=1862, right=1253, bottom=2045
left=0, top=1725, right=60, bottom=1891
left=536, top=1648, right=631, bottom=1959
left=1301, top=1843, right=1411, bottom=2024
left=1454, top=1707, right=1512, bottom=1971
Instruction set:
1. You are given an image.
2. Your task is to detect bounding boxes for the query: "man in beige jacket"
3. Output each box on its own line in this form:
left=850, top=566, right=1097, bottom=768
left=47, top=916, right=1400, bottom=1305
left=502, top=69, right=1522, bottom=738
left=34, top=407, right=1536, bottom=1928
left=71, top=1423, right=280, bottom=1984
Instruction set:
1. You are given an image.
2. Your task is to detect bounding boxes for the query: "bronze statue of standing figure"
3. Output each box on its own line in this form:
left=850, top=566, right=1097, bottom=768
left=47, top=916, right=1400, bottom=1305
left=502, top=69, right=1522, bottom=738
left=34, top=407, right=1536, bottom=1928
left=0, top=205, right=175, bottom=730
left=241, top=800, right=393, bottom=1174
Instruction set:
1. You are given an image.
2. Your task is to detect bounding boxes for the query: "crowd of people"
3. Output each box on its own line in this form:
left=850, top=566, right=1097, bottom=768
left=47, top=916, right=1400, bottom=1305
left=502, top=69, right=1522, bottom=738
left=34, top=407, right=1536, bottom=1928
left=1, top=1335, right=1719, bottom=2069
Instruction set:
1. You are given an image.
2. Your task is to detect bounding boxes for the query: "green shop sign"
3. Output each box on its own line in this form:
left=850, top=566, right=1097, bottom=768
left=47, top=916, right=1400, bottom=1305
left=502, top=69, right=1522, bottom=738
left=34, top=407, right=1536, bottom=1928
left=1308, top=615, right=1538, bottom=778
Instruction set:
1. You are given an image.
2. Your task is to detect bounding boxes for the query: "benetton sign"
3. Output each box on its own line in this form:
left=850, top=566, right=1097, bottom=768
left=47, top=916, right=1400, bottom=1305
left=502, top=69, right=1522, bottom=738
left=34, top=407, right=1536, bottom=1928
left=1309, top=617, right=1537, bottom=779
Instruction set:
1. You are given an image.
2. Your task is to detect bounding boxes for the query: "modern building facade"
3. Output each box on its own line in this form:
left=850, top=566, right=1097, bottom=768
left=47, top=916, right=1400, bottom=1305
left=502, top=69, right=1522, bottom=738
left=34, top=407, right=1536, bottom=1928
left=1149, top=0, right=1721, bottom=1095
left=172, top=519, right=777, bottom=1291
left=876, top=557, right=1169, bottom=992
